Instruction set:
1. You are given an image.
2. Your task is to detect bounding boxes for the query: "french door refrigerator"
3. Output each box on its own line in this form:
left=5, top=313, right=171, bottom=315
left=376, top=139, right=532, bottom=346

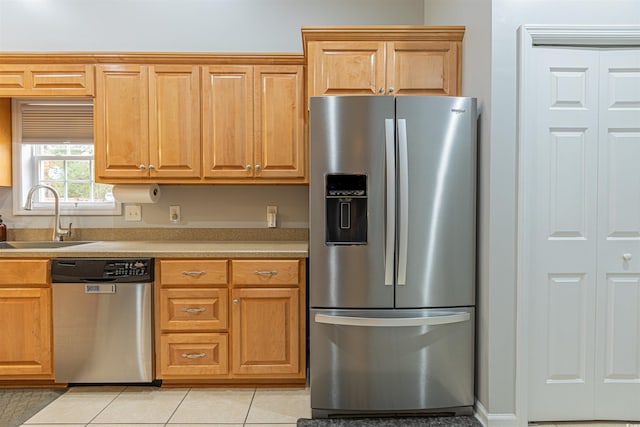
left=309, top=95, right=477, bottom=418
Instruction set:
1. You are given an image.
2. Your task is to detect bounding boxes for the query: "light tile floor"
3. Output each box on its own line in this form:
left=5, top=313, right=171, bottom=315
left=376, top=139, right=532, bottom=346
left=21, top=387, right=637, bottom=427
left=21, top=386, right=310, bottom=427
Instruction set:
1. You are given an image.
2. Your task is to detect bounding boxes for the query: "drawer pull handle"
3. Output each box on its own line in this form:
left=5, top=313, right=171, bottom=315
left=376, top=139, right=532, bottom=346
left=181, top=353, right=206, bottom=359
left=254, top=270, right=278, bottom=276
left=182, top=271, right=206, bottom=277
left=181, top=307, right=206, bottom=313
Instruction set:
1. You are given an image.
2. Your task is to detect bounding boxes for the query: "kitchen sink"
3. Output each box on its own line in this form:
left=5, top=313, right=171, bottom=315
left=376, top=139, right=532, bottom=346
left=0, top=241, right=95, bottom=249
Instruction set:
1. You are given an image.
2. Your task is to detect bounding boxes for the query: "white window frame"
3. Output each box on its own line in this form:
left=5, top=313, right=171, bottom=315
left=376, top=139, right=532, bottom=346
left=12, top=98, right=121, bottom=216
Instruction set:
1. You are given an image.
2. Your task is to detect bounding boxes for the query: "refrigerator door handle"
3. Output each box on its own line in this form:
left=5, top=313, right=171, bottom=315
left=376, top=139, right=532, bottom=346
left=384, top=118, right=396, bottom=286
left=397, top=119, right=409, bottom=285
left=315, top=312, right=470, bottom=327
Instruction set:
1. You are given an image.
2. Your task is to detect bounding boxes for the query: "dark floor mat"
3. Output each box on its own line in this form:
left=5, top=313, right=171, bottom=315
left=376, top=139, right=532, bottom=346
left=298, top=416, right=482, bottom=427
left=0, top=388, right=66, bottom=427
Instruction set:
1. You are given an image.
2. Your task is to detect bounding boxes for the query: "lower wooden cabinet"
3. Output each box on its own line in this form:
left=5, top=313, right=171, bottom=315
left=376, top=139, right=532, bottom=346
left=0, top=259, right=52, bottom=379
left=155, top=257, right=306, bottom=384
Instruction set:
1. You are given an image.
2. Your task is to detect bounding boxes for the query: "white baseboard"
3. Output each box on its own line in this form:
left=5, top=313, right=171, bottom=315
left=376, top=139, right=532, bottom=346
left=475, top=400, right=519, bottom=427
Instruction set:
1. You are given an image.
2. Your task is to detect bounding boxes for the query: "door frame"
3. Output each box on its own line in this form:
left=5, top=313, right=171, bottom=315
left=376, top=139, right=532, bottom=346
left=516, top=24, right=640, bottom=427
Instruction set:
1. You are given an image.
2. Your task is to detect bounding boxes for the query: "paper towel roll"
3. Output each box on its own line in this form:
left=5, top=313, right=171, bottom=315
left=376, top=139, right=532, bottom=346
left=112, top=184, right=161, bottom=203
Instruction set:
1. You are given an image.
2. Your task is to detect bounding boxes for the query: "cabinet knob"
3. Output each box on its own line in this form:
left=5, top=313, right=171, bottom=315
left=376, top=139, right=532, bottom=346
left=139, top=164, right=146, bottom=170
left=246, top=165, right=252, bottom=171
left=255, top=164, right=261, bottom=170
left=378, top=88, right=384, bottom=93
left=148, top=164, right=155, bottom=170
left=623, top=253, right=633, bottom=261
left=233, top=299, right=239, bottom=304
left=388, top=87, right=395, bottom=93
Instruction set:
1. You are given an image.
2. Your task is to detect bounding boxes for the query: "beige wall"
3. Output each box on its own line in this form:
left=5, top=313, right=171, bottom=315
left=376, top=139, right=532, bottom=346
left=0, top=0, right=424, bottom=231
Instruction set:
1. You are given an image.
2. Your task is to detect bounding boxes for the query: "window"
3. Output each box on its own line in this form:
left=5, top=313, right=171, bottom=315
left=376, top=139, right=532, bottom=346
left=12, top=99, right=120, bottom=215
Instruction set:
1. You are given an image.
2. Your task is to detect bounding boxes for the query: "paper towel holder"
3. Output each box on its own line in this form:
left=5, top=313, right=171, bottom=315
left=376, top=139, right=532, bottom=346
left=112, top=184, right=161, bottom=204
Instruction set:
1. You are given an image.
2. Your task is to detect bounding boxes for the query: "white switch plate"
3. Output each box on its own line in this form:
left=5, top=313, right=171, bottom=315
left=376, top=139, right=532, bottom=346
left=125, top=205, right=142, bottom=221
left=267, top=205, right=277, bottom=228
left=169, top=205, right=181, bottom=223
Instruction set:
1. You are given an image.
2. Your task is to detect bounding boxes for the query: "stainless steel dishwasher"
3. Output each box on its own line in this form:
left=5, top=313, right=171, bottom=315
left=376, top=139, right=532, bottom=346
left=51, top=258, right=154, bottom=384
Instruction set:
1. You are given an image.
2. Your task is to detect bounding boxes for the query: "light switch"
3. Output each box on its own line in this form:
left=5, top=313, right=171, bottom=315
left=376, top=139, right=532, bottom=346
left=267, top=205, right=277, bottom=228
left=169, top=205, right=181, bottom=223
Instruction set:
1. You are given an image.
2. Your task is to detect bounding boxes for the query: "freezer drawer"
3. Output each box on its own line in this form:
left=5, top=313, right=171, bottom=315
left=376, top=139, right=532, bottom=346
left=310, top=307, right=474, bottom=417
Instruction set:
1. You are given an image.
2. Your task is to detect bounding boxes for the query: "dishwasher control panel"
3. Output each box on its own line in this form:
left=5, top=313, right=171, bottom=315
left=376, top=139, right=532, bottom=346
left=51, top=258, right=154, bottom=283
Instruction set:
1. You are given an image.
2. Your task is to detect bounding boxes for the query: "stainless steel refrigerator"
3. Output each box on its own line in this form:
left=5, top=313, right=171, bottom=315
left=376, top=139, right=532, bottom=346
left=309, top=95, right=477, bottom=418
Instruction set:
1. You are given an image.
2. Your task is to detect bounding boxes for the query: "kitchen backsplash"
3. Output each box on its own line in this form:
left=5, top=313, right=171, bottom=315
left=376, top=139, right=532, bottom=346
left=0, top=185, right=309, bottom=231
left=8, top=227, right=308, bottom=242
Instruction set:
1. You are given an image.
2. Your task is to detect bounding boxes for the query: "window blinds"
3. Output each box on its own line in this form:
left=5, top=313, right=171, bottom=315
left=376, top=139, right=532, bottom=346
left=19, top=101, right=94, bottom=144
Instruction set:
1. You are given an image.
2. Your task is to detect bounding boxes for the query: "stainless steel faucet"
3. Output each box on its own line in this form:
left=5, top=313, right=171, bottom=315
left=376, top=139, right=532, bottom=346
left=24, top=184, right=72, bottom=241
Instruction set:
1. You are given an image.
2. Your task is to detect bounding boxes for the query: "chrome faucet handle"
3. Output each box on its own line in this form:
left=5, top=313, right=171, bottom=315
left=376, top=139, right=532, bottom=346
left=57, top=222, right=72, bottom=241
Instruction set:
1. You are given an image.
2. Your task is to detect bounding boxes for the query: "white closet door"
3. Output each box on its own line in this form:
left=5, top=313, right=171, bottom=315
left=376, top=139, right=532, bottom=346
left=527, top=47, right=600, bottom=421
left=594, top=50, right=640, bottom=419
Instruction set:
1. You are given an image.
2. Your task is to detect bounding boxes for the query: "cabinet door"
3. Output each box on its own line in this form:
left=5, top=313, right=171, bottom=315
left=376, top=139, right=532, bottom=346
left=254, top=66, right=305, bottom=179
left=0, top=288, right=52, bottom=377
left=0, top=98, right=10, bottom=186
left=307, top=41, right=386, bottom=97
left=95, top=64, right=150, bottom=179
left=231, top=288, right=300, bottom=376
left=202, top=65, right=254, bottom=179
left=149, top=65, right=201, bottom=178
left=386, top=41, right=460, bottom=96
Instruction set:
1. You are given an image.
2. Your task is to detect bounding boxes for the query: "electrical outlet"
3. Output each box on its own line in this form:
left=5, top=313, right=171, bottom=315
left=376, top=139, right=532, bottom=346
left=169, top=205, right=181, bottom=223
left=125, top=205, right=142, bottom=221
left=267, top=205, right=278, bottom=228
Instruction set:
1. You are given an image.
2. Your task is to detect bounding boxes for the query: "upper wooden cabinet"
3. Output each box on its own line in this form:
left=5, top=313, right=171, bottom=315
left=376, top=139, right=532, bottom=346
left=0, top=64, right=94, bottom=97
left=202, top=64, right=305, bottom=182
left=94, top=57, right=305, bottom=184
left=302, top=26, right=464, bottom=98
left=95, top=64, right=201, bottom=181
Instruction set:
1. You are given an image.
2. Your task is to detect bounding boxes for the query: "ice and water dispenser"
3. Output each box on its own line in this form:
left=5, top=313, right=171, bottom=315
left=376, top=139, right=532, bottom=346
left=325, top=174, right=367, bottom=245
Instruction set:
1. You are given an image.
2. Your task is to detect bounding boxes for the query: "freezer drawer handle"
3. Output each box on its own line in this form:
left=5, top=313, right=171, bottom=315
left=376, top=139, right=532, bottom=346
left=182, top=271, right=206, bottom=277
left=254, top=270, right=278, bottom=276
left=314, top=312, right=470, bottom=327
left=181, top=352, right=206, bottom=359
left=181, top=307, right=206, bottom=313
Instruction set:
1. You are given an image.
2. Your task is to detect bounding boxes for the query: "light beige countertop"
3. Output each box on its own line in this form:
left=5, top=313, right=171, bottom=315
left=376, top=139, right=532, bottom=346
left=0, top=240, right=309, bottom=258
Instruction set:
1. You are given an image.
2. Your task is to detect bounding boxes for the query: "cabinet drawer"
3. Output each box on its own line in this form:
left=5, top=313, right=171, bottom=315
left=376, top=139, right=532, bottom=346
left=231, top=260, right=300, bottom=286
left=160, top=259, right=228, bottom=286
left=159, top=289, right=228, bottom=331
left=0, top=259, right=49, bottom=286
left=158, top=333, right=228, bottom=377
left=0, top=64, right=94, bottom=96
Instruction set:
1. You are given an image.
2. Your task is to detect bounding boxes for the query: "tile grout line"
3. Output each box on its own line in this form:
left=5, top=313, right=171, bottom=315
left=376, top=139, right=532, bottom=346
left=243, top=387, right=257, bottom=426
left=165, top=386, right=192, bottom=425
left=85, top=386, right=127, bottom=425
